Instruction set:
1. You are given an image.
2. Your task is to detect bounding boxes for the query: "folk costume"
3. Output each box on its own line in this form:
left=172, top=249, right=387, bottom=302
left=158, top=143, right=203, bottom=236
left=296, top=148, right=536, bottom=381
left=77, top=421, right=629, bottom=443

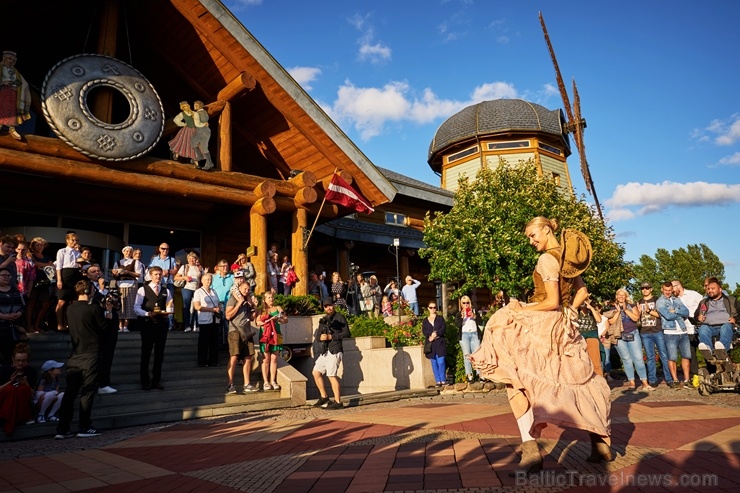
left=470, top=229, right=611, bottom=463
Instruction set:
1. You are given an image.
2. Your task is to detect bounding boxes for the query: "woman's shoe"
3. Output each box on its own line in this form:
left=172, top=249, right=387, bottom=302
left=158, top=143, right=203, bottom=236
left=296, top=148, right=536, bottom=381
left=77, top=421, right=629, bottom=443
left=271, top=382, right=280, bottom=391
left=512, top=440, right=543, bottom=476
left=586, top=433, right=613, bottom=462
left=263, top=383, right=272, bottom=391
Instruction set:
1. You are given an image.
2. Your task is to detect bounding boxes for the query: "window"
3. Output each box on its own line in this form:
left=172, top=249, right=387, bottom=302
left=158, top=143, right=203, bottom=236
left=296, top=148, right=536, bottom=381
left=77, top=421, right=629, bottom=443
left=385, top=212, right=406, bottom=226
left=551, top=172, right=561, bottom=186
left=538, top=142, right=562, bottom=155
left=447, top=145, right=479, bottom=163
left=487, top=140, right=530, bottom=150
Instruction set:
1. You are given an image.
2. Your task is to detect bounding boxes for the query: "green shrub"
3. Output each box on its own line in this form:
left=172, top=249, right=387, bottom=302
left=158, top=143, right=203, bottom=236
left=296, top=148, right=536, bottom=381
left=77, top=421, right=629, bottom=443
left=273, top=294, right=322, bottom=316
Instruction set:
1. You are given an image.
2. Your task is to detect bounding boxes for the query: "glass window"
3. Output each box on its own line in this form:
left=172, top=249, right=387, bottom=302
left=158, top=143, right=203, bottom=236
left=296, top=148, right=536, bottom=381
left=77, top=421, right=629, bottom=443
left=447, top=145, right=479, bottom=163
left=487, top=141, right=530, bottom=150
left=385, top=212, right=406, bottom=226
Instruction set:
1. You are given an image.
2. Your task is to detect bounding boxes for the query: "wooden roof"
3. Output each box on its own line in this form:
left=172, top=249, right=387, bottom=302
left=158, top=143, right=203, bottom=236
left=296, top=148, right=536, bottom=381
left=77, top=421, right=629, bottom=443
left=2, top=0, right=395, bottom=208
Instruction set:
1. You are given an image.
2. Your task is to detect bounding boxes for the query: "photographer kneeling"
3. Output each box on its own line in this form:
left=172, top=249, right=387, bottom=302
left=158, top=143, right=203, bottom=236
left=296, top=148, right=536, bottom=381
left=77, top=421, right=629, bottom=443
left=312, top=297, right=350, bottom=410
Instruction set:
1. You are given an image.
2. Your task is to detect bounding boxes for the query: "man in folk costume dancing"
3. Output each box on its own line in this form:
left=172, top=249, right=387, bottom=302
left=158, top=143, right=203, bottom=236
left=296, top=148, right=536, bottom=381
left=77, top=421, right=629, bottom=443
left=470, top=217, right=611, bottom=474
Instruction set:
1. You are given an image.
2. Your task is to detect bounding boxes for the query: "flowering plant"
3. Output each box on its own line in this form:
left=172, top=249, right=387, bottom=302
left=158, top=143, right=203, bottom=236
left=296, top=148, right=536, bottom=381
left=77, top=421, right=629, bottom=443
left=382, top=319, right=425, bottom=347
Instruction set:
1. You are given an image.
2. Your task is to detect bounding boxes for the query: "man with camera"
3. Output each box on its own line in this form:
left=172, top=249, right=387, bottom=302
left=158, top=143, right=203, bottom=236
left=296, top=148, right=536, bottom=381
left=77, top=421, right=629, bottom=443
left=55, top=279, right=113, bottom=439
left=225, top=279, right=257, bottom=393
left=312, top=297, right=350, bottom=410
left=86, top=264, right=119, bottom=395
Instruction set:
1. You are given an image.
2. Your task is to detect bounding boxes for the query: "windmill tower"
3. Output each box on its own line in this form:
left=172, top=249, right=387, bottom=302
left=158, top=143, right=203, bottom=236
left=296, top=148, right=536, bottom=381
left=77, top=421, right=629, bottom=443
left=539, top=12, right=604, bottom=221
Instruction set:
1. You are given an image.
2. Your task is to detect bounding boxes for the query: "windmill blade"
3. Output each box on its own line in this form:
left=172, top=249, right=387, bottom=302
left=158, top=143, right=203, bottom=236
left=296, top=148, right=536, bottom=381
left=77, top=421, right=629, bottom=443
left=572, top=79, right=604, bottom=220
left=539, top=12, right=574, bottom=126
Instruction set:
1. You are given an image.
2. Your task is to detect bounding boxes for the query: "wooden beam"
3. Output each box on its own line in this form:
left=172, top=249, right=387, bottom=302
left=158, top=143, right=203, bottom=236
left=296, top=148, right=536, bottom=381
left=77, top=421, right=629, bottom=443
left=0, top=135, right=316, bottom=198
left=291, top=208, right=308, bottom=295
left=217, top=72, right=257, bottom=101
left=219, top=101, right=232, bottom=171
left=0, top=147, right=264, bottom=206
left=91, top=0, right=119, bottom=123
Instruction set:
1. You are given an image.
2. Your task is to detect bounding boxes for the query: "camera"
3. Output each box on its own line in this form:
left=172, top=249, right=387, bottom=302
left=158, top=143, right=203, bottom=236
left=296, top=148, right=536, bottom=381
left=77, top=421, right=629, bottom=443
left=105, top=280, right=122, bottom=312
left=214, top=311, right=222, bottom=321
left=349, top=263, right=360, bottom=275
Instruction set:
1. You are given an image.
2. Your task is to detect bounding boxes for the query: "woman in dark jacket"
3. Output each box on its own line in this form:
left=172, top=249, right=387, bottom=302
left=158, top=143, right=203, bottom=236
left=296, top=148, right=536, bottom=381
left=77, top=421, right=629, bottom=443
left=422, top=300, right=446, bottom=387
left=454, top=295, right=481, bottom=383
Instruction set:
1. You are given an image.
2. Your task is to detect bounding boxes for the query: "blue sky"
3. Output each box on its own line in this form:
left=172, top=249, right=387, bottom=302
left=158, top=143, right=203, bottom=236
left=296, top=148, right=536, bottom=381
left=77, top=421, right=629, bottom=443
left=224, top=0, right=740, bottom=288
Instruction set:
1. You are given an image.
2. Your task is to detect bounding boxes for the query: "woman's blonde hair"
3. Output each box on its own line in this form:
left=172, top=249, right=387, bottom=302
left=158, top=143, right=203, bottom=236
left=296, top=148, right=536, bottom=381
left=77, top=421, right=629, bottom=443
left=332, top=271, right=342, bottom=282
left=615, top=288, right=634, bottom=304
left=30, top=237, right=48, bottom=250
left=187, top=251, right=199, bottom=260
left=525, top=216, right=559, bottom=233
left=458, top=295, right=472, bottom=312
left=201, top=273, right=213, bottom=283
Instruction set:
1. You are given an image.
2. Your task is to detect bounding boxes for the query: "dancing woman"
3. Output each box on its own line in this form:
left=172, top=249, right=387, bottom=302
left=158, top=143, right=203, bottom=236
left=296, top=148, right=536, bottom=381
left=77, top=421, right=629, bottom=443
left=470, top=216, right=611, bottom=473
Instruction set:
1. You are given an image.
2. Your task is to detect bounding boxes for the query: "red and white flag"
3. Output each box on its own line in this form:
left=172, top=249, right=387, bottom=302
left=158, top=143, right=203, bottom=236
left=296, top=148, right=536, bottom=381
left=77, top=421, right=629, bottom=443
left=324, top=173, right=375, bottom=214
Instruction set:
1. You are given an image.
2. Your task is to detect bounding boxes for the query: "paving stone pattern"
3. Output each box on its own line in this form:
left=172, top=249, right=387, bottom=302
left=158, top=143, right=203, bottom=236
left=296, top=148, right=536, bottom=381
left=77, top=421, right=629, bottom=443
left=2, top=384, right=740, bottom=492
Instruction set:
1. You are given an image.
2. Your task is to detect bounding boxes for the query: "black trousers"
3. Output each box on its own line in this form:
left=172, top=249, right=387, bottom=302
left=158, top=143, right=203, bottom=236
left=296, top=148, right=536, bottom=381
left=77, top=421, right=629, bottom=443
left=689, top=333, right=699, bottom=377
left=57, top=362, right=98, bottom=433
left=98, top=324, right=118, bottom=388
left=198, top=323, right=220, bottom=366
left=140, top=318, right=168, bottom=386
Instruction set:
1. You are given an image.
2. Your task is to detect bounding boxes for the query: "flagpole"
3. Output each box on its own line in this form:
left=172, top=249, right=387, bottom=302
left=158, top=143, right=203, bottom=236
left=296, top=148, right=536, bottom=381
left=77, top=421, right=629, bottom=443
left=302, top=168, right=339, bottom=250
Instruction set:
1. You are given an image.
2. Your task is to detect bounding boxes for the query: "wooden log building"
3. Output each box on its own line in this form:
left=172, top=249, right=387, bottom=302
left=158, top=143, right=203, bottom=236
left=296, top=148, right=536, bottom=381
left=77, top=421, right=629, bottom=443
left=0, top=0, right=454, bottom=304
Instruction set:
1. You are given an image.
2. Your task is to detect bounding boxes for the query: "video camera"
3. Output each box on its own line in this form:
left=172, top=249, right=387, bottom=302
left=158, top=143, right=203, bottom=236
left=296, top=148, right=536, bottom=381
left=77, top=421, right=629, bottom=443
left=349, top=263, right=360, bottom=275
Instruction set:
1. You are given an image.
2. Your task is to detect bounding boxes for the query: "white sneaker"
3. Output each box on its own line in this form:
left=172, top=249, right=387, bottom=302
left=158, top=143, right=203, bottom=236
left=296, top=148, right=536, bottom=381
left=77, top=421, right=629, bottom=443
left=184, top=327, right=192, bottom=332
left=698, top=342, right=711, bottom=351
left=122, top=327, right=129, bottom=332
left=714, top=341, right=726, bottom=350
left=98, top=386, right=117, bottom=394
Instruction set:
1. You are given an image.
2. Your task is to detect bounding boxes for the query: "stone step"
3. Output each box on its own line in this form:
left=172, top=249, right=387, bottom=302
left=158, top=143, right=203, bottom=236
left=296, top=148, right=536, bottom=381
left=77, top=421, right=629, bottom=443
left=4, top=395, right=293, bottom=442
left=3, top=331, right=294, bottom=443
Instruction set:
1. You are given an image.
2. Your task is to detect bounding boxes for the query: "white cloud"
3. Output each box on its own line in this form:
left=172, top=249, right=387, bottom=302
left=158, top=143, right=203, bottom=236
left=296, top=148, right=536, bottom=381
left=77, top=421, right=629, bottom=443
left=716, top=117, right=740, bottom=145
left=358, top=43, right=391, bottom=63
left=718, top=152, right=740, bottom=167
left=327, top=80, right=518, bottom=140
left=287, top=66, right=321, bottom=91
left=692, top=113, right=740, bottom=146
left=349, top=13, right=391, bottom=63
left=605, top=181, right=740, bottom=221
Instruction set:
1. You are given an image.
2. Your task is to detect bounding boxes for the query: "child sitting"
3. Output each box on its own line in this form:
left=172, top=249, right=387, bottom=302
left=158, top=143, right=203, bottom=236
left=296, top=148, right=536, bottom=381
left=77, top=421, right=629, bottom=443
left=381, top=295, right=393, bottom=317
left=35, top=360, right=65, bottom=423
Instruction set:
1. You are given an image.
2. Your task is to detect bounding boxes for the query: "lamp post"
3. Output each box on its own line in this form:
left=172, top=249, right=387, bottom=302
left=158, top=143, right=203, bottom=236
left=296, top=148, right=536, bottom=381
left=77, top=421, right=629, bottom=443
left=393, top=238, right=400, bottom=325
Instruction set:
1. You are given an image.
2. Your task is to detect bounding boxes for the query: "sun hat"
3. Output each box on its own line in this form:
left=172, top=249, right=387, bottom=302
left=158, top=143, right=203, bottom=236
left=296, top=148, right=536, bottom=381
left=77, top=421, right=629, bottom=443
left=559, top=229, right=592, bottom=278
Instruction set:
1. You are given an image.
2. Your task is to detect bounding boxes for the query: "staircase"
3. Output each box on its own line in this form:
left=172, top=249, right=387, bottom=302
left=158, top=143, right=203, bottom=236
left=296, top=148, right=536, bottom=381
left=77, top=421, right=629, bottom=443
left=3, top=331, right=293, bottom=442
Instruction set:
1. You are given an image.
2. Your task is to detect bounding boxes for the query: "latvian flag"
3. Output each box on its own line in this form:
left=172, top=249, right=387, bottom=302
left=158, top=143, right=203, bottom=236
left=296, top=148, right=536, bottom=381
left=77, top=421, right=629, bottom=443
left=324, top=173, right=375, bottom=214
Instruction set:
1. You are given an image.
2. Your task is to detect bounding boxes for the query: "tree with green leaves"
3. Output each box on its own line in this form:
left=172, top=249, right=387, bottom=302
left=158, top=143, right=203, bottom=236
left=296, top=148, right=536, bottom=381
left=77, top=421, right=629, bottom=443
left=420, top=159, right=632, bottom=302
left=632, top=244, right=725, bottom=294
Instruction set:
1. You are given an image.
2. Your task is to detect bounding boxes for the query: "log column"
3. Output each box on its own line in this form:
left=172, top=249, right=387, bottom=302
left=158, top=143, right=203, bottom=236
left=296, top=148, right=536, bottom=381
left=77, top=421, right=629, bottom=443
left=250, top=197, right=275, bottom=295
left=218, top=101, right=232, bottom=172
left=291, top=208, right=308, bottom=296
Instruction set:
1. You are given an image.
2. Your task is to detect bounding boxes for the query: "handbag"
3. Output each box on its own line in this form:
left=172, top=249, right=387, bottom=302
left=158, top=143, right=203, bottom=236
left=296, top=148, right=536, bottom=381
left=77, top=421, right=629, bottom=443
left=621, top=331, right=635, bottom=342
left=174, top=279, right=186, bottom=288
left=424, top=340, right=433, bottom=355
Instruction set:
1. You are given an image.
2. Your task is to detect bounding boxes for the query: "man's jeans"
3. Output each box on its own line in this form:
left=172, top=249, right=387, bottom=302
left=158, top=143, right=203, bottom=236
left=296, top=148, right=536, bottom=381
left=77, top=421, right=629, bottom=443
left=640, top=331, right=672, bottom=384
left=698, top=323, right=734, bottom=351
left=460, top=331, right=481, bottom=377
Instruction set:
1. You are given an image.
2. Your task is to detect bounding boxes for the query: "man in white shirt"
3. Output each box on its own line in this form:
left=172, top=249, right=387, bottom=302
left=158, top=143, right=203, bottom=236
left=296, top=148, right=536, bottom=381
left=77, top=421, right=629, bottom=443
left=134, top=267, right=173, bottom=390
left=401, top=276, right=421, bottom=316
left=672, top=279, right=704, bottom=384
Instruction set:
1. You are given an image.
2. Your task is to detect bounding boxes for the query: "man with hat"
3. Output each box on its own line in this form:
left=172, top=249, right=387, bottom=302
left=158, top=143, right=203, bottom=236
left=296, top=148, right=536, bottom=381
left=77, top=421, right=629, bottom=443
left=636, top=282, right=672, bottom=387
left=312, top=297, right=350, bottom=410
left=0, top=51, right=31, bottom=140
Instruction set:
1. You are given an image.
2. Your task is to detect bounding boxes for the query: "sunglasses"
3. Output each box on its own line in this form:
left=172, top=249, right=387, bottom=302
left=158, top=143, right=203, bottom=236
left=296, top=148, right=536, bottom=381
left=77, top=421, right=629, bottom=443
left=428, top=306, right=437, bottom=310
left=641, top=287, right=651, bottom=290
left=462, top=302, right=470, bottom=305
